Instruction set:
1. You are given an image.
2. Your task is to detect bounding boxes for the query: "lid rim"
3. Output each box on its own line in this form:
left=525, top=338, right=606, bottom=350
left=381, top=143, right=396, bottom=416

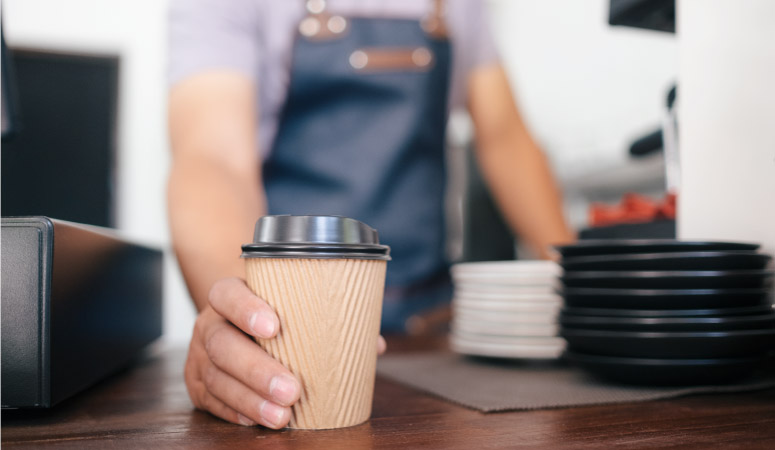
left=242, top=243, right=390, bottom=260
left=245, top=215, right=390, bottom=260
left=241, top=254, right=391, bottom=261
left=242, top=243, right=389, bottom=253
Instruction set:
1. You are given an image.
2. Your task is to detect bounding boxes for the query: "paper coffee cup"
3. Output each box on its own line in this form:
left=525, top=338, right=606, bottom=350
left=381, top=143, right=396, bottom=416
left=242, top=215, right=390, bottom=429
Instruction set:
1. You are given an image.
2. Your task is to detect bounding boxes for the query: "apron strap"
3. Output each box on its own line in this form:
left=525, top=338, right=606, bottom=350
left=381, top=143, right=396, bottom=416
left=423, top=0, right=449, bottom=39
left=300, top=0, right=449, bottom=40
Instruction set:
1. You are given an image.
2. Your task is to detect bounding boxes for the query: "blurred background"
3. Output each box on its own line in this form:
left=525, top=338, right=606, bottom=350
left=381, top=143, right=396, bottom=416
left=2, top=0, right=772, bottom=343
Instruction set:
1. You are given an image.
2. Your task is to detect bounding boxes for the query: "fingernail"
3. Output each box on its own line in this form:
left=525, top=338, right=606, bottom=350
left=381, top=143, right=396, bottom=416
left=259, top=400, right=286, bottom=428
left=269, top=374, right=299, bottom=406
left=249, top=311, right=277, bottom=338
left=237, top=413, right=256, bottom=427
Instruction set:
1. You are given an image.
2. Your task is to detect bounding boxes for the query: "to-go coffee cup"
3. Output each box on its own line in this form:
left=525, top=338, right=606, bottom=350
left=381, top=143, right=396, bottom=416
left=242, top=215, right=390, bottom=429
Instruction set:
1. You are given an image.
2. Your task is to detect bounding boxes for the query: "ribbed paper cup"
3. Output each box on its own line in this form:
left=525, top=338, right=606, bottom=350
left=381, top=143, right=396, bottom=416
left=242, top=216, right=390, bottom=429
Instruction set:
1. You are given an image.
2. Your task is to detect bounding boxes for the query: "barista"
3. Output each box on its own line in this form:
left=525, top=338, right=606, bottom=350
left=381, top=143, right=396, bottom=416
left=168, top=0, right=574, bottom=429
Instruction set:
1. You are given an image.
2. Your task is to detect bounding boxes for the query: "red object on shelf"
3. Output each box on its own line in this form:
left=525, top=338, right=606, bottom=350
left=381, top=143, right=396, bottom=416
left=589, top=193, right=677, bottom=227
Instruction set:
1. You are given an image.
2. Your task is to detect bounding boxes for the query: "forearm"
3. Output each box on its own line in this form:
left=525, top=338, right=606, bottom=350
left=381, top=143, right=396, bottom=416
left=469, top=65, right=574, bottom=259
left=168, top=158, right=265, bottom=311
left=476, top=133, right=574, bottom=259
left=167, top=71, right=263, bottom=311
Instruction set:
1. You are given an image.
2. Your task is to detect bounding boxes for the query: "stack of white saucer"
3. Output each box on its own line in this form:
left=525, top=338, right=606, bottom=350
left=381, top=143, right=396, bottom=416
left=450, top=260, right=565, bottom=359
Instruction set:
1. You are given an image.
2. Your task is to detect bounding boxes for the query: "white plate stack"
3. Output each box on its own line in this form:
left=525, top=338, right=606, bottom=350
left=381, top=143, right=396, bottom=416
left=450, top=260, right=565, bottom=359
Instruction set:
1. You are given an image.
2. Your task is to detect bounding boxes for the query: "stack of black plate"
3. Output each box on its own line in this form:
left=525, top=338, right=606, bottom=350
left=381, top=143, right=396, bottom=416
left=556, top=240, right=775, bottom=385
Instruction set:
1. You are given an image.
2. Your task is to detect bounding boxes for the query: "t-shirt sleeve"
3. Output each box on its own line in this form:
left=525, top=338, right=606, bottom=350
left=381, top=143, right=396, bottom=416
left=466, top=0, right=500, bottom=68
left=168, top=0, right=261, bottom=85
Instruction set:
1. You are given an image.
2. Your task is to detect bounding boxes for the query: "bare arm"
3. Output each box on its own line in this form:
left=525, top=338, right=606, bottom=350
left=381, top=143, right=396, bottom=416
left=468, top=65, right=575, bottom=259
left=168, top=71, right=265, bottom=311
left=169, top=71, right=302, bottom=429
left=168, top=71, right=386, bottom=429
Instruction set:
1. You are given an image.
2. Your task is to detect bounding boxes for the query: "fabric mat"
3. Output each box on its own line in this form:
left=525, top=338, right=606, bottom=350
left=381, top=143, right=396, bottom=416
left=376, top=352, right=775, bottom=412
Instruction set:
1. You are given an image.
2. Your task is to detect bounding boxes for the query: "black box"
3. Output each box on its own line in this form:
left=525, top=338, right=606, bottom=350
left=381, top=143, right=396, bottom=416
left=1, top=217, right=162, bottom=408
left=579, top=220, right=676, bottom=240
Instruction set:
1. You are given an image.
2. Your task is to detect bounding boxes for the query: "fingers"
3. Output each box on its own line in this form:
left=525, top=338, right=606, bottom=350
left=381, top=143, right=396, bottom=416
left=199, top=382, right=257, bottom=426
left=204, top=365, right=291, bottom=429
left=185, top=332, right=255, bottom=426
left=204, top=318, right=301, bottom=408
left=209, top=277, right=279, bottom=339
left=186, top=306, right=301, bottom=429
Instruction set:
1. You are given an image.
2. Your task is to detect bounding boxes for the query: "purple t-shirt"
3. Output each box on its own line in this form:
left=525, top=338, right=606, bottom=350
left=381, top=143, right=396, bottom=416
left=168, top=0, right=499, bottom=156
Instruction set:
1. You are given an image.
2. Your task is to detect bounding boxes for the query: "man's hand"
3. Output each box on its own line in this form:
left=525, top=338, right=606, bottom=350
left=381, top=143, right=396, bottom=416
left=185, top=278, right=300, bottom=428
left=184, top=277, right=388, bottom=428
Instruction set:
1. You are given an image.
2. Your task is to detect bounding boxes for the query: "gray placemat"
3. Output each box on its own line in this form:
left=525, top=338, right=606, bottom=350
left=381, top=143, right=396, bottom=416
left=376, top=353, right=775, bottom=412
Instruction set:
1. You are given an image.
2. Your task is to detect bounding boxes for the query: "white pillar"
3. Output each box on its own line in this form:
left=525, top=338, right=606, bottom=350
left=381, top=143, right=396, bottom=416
left=677, top=0, right=775, bottom=260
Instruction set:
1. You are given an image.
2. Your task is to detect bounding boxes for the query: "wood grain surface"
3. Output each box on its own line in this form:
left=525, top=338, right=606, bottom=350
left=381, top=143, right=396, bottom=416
left=3, top=337, right=775, bottom=449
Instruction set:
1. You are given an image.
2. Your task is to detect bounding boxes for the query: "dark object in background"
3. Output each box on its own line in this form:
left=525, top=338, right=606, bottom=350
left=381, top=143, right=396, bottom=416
left=1, top=217, right=163, bottom=408
left=579, top=220, right=676, bottom=240
left=628, top=129, right=663, bottom=158
left=462, top=145, right=516, bottom=262
left=1, top=49, right=119, bottom=228
left=609, top=0, right=675, bottom=33
left=628, top=86, right=677, bottom=158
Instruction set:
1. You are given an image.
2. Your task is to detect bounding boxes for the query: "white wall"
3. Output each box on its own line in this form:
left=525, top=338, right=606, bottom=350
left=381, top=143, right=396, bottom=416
left=3, top=0, right=196, bottom=344
left=3, top=0, right=680, bottom=342
left=677, top=0, right=775, bottom=259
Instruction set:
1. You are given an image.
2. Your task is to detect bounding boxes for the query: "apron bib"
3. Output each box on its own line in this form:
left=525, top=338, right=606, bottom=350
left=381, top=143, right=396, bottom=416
left=264, top=0, right=453, bottom=331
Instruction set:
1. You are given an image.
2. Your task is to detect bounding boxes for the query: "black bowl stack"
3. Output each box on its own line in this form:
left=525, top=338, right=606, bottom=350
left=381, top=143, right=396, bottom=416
left=557, top=240, right=775, bottom=385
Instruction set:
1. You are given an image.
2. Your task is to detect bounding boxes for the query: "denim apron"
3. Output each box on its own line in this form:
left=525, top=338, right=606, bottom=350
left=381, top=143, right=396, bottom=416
left=264, top=0, right=453, bottom=332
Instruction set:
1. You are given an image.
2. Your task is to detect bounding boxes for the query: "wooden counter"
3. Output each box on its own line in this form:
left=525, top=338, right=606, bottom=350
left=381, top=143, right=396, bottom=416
left=3, top=337, right=775, bottom=449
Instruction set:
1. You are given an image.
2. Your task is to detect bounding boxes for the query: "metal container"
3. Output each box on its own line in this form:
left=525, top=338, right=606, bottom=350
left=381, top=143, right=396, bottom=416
left=241, top=215, right=391, bottom=260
